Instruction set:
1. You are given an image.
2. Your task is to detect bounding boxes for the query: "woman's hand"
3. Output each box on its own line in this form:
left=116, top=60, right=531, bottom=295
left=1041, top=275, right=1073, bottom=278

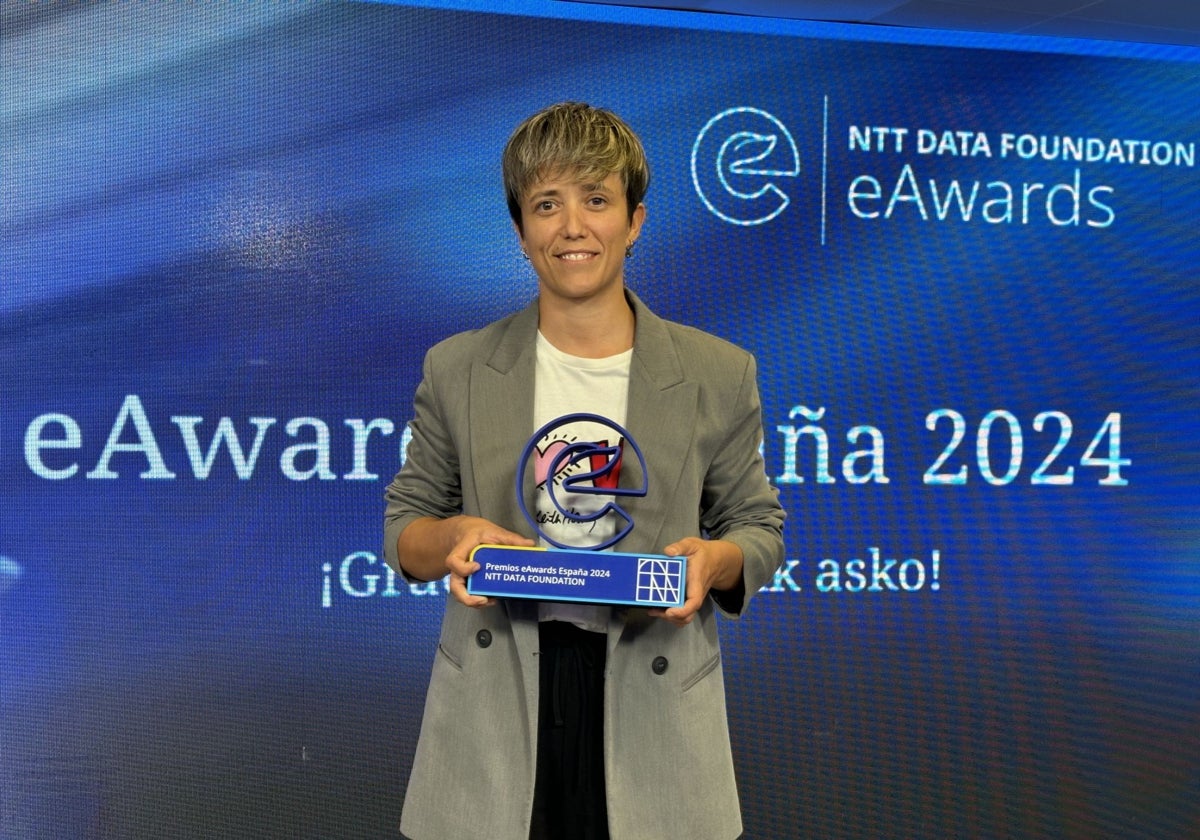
left=648, top=537, right=744, bottom=627
left=443, top=517, right=536, bottom=608
left=398, top=515, right=534, bottom=607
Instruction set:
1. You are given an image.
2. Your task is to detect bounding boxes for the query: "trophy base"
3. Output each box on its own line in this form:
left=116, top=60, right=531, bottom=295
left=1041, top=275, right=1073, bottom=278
left=467, top=545, right=686, bottom=608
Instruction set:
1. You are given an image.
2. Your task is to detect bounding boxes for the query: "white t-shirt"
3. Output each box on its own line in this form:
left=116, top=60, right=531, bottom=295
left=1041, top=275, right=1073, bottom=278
left=533, top=331, right=632, bottom=632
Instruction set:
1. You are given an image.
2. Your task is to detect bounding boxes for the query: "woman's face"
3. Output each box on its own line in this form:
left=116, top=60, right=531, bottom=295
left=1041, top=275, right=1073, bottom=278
left=515, top=170, right=645, bottom=307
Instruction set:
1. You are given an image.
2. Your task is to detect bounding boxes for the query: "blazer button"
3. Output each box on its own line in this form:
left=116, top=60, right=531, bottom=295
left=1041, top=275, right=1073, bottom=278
left=475, top=629, right=492, bottom=648
left=651, top=656, right=669, bottom=675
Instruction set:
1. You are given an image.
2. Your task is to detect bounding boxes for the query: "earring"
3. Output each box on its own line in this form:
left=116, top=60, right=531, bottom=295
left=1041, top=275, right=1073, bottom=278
left=521, top=250, right=530, bottom=261
left=625, top=243, right=634, bottom=259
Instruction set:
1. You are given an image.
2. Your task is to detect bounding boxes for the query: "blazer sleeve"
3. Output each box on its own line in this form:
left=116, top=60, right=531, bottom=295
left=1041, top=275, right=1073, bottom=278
left=699, top=351, right=786, bottom=617
left=382, top=343, right=465, bottom=580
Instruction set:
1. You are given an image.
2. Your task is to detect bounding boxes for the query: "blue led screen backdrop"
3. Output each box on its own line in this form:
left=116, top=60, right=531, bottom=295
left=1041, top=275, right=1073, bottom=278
left=2, top=2, right=1198, bottom=837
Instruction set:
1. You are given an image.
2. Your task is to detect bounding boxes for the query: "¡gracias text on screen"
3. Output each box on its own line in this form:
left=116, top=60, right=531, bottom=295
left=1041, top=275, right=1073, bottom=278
left=319, top=547, right=942, bottom=608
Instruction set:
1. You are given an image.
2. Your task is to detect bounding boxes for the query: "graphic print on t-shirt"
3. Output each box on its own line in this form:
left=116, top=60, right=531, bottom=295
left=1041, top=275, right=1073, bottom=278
left=534, top=432, right=624, bottom=490
left=516, top=412, right=649, bottom=551
left=533, top=418, right=625, bottom=548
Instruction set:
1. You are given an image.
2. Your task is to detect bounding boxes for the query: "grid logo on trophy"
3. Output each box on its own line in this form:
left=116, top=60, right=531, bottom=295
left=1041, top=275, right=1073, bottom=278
left=635, top=557, right=684, bottom=607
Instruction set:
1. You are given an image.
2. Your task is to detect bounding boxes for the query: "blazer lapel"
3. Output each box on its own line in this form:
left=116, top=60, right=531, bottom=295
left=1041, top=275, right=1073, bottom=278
left=622, top=292, right=699, bottom=554
left=468, top=299, right=539, bottom=540
left=467, top=299, right=543, bottom=712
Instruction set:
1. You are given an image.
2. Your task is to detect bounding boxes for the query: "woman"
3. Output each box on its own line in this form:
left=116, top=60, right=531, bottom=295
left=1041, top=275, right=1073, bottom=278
left=384, top=101, right=785, bottom=840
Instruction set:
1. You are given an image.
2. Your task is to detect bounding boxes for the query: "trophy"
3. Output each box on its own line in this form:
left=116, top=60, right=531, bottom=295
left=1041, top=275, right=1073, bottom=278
left=466, top=413, right=686, bottom=608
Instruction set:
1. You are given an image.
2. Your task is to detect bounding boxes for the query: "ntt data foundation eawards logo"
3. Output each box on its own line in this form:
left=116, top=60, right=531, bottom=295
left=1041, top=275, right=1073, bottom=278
left=691, top=106, right=801, bottom=226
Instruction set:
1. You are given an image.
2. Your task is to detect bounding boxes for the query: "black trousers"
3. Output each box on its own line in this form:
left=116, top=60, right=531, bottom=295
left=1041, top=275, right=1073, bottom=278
left=529, top=620, right=610, bottom=840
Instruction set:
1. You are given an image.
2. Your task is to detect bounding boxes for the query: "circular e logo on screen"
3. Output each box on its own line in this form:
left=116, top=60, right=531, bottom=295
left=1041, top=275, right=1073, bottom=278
left=691, top=107, right=800, bottom=226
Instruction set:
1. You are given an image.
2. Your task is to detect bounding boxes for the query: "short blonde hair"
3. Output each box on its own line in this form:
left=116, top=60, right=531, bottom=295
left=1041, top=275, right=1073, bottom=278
left=502, top=102, right=650, bottom=230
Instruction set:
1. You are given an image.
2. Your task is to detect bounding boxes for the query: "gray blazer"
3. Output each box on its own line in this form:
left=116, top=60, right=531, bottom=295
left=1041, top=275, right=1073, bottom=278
left=384, top=290, right=785, bottom=840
